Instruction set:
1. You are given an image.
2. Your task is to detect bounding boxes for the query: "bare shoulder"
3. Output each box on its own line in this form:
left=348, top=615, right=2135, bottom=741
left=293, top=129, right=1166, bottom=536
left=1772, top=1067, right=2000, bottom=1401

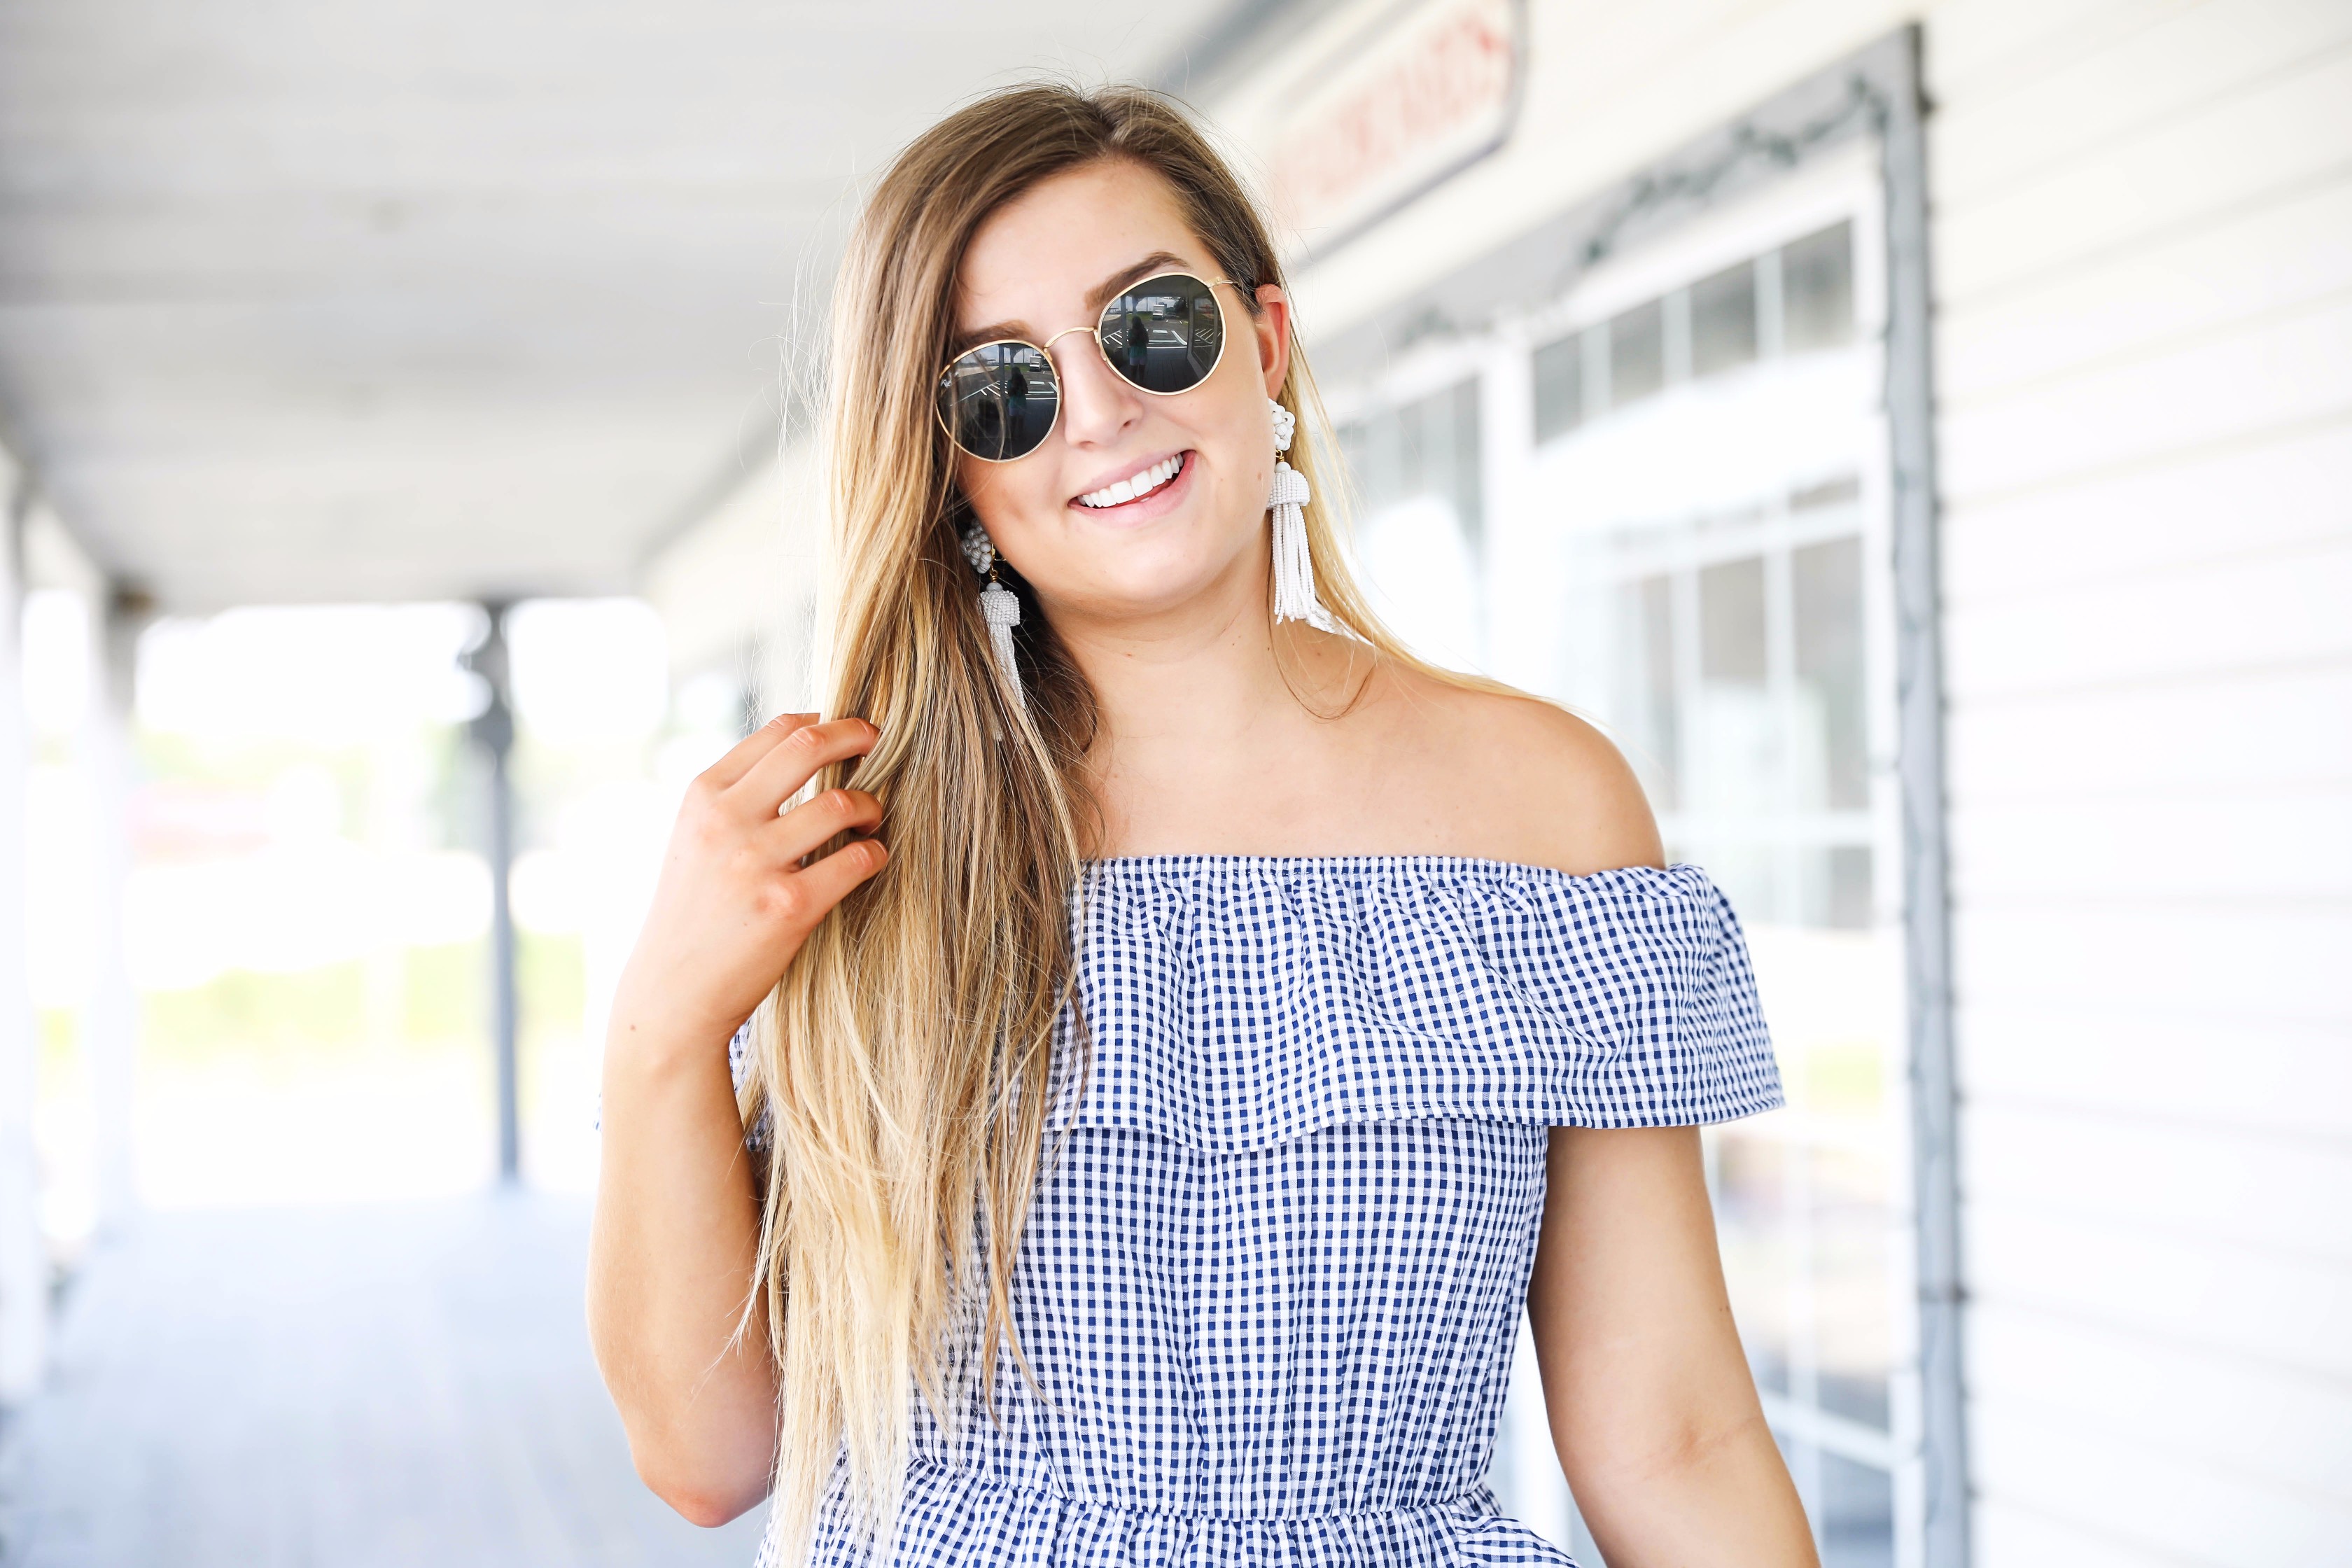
left=1371, top=661, right=1665, bottom=877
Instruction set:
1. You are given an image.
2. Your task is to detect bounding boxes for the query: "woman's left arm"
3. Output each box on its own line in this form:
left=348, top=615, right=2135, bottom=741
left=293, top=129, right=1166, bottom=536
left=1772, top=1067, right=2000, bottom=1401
left=1525, top=1123, right=1817, bottom=1568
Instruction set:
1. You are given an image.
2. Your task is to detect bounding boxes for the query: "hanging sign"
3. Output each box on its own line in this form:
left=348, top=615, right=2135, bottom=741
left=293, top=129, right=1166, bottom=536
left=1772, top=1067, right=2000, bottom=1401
left=1268, top=0, right=1524, bottom=253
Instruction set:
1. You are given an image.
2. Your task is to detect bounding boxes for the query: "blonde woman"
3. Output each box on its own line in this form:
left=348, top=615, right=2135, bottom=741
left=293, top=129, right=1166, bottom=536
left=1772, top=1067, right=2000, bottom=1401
left=588, top=84, right=1816, bottom=1568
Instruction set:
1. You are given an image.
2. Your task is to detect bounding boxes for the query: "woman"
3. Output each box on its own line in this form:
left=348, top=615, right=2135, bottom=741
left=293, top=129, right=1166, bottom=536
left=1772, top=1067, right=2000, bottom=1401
left=588, top=84, right=1816, bottom=1568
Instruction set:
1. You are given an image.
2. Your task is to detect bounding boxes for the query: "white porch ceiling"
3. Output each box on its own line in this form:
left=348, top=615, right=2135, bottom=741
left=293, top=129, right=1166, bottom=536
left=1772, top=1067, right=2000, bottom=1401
left=0, top=1, right=1240, bottom=609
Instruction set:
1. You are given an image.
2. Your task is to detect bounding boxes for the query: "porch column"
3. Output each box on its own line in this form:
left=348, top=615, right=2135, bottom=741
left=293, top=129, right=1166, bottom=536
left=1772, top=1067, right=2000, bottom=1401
left=0, top=464, right=46, bottom=1402
left=81, top=589, right=148, bottom=1233
left=465, top=603, right=520, bottom=1186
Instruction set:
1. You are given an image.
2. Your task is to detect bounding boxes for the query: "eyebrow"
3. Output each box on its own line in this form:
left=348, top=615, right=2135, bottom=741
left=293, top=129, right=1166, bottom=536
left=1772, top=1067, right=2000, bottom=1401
left=946, top=250, right=1194, bottom=358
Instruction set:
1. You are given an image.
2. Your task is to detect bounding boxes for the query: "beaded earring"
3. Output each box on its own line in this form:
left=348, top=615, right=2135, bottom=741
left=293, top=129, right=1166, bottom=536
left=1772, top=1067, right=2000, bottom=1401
left=1267, top=398, right=1338, bottom=632
left=960, top=521, right=1024, bottom=712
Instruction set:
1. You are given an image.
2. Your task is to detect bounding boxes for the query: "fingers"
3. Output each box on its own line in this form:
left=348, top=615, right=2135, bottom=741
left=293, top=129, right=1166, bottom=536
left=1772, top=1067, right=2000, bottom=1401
left=780, top=834, right=890, bottom=926
left=732, top=716, right=880, bottom=820
left=699, top=711, right=819, bottom=790
left=765, top=787, right=884, bottom=867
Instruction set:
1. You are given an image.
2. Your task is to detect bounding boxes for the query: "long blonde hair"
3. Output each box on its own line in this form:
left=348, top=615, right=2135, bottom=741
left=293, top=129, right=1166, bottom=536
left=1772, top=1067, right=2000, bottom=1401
left=736, top=82, right=1487, bottom=1558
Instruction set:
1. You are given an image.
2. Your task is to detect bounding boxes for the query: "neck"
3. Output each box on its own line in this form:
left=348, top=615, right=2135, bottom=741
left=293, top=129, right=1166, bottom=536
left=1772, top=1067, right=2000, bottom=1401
left=1040, top=554, right=1368, bottom=855
left=1052, top=564, right=1290, bottom=750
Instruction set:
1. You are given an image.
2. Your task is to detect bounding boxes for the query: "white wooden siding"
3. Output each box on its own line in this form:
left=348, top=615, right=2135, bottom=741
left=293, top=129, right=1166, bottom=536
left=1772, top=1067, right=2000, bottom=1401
left=1952, top=902, right=2346, bottom=1018
left=1930, top=0, right=2352, bottom=1556
left=640, top=440, right=823, bottom=712
left=1928, top=0, right=2352, bottom=214
left=1932, top=41, right=2352, bottom=302
left=1939, top=421, right=2352, bottom=604
left=1968, top=1308, right=2352, bottom=1502
left=1960, top=1004, right=2350, bottom=1135
left=1969, top=1401, right=2346, bottom=1567
left=1947, top=664, right=2352, bottom=799
left=1962, top=1103, right=2352, bottom=1265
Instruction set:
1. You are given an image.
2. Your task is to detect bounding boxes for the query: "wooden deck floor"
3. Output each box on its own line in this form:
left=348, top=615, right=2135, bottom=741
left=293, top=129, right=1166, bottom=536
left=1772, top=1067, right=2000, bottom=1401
left=0, top=1194, right=766, bottom=1567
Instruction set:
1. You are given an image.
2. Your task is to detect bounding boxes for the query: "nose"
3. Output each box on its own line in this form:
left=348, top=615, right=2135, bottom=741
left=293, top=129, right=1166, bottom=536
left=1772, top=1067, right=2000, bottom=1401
left=1050, top=326, right=1144, bottom=449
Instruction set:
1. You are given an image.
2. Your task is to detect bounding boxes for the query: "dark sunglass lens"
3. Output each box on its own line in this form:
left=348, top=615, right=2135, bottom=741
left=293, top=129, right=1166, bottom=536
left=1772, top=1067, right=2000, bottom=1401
left=1097, top=274, right=1224, bottom=395
left=938, top=342, right=1058, bottom=461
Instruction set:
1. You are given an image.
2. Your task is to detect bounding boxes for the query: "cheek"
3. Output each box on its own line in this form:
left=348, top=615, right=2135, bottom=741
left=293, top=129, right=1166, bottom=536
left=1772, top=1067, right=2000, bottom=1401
left=958, top=458, right=1017, bottom=523
left=958, top=455, right=1060, bottom=549
left=1205, top=391, right=1273, bottom=500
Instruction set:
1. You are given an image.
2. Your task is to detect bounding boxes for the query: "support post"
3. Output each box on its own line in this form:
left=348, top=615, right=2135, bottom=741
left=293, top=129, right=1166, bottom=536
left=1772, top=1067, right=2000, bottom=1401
left=1879, top=24, right=1971, bottom=1568
left=83, top=589, right=148, bottom=1234
left=465, top=603, right=521, bottom=1186
left=0, top=465, right=46, bottom=1403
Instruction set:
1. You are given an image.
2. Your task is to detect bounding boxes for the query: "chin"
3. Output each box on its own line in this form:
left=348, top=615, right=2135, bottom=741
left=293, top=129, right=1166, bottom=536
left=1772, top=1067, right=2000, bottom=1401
left=1078, top=573, right=1221, bottom=620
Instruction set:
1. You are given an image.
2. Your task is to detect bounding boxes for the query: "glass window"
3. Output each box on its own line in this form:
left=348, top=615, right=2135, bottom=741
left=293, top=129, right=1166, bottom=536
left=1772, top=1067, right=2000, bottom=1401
left=1793, top=538, right=1867, bottom=811
left=1340, top=377, right=1483, bottom=544
left=1782, top=223, right=1854, bottom=352
left=1576, top=500, right=1872, bottom=927
left=1532, top=330, right=1583, bottom=444
left=1818, top=1455, right=1896, bottom=1568
left=1691, top=260, right=1758, bottom=377
left=1613, top=574, right=1679, bottom=810
left=1714, top=1134, right=1793, bottom=1395
left=1338, top=377, right=1487, bottom=669
left=1337, top=415, right=1391, bottom=512
left=1798, top=844, right=1875, bottom=930
left=1397, top=393, right=1430, bottom=498
left=1609, top=298, right=1665, bottom=406
left=1698, top=555, right=1768, bottom=684
left=1811, top=1140, right=1895, bottom=1429
left=1693, top=554, right=1776, bottom=914
left=1792, top=475, right=1861, bottom=512
left=1442, top=378, right=1483, bottom=547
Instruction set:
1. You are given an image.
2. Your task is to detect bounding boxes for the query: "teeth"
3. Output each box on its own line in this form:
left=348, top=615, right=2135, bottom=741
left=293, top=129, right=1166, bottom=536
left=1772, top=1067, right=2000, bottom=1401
left=1079, top=455, right=1181, bottom=509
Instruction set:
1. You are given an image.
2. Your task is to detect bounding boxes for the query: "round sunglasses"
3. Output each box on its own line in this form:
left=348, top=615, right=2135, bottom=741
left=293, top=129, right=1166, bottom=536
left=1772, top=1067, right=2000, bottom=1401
left=934, top=272, right=1238, bottom=463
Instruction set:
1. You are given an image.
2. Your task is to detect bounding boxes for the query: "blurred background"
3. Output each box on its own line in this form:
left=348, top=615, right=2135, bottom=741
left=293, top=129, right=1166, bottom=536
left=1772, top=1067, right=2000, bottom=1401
left=0, top=2, right=2343, bottom=1565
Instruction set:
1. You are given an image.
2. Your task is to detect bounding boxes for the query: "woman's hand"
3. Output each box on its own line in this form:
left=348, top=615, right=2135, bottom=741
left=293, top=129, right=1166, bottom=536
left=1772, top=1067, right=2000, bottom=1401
left=608, top=712, right=888, bottom=1058
left=589, top=711, right=886, bottom=1528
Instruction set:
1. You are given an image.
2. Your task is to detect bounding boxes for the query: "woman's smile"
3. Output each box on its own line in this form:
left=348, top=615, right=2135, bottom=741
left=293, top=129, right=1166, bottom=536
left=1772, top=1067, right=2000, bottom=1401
left=1068, top=448, right=1193, bottom=524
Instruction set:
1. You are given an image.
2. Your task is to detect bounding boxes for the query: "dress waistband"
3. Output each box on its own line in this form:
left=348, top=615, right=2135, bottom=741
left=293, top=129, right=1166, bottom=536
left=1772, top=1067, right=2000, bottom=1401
left=824, top=1462, right=1582, bottom=1566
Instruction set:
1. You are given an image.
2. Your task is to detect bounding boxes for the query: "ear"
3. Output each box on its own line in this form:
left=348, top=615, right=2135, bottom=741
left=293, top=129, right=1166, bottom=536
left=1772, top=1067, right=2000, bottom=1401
left=1251, top=284, right=1292, bottom=398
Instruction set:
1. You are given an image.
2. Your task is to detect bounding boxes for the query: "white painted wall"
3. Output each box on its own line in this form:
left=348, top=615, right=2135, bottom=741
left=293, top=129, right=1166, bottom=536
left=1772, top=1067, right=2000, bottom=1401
left=641, top=440, right=825, bottom=720
left=1928, top=3, right=2352, bottom=1562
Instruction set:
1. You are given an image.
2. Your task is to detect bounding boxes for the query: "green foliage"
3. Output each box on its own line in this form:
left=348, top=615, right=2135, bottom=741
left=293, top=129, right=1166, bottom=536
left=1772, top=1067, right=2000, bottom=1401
left=519, top=931, right=585, bottom=1032
left=139, top=932, right=585, bottom=1060
left=403, top=939, right=483, bottom=1043
left=143, top=962, right=370, bottom=1058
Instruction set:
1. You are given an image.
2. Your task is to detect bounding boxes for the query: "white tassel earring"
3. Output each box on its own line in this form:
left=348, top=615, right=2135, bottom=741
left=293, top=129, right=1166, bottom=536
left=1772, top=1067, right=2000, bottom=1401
left=1267, top=398, right=1339, bottom=633
left=960, top=521, right=1025, bottom=712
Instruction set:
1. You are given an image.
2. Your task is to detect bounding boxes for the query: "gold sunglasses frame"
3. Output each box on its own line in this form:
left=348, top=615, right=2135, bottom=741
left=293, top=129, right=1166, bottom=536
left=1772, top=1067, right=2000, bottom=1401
left=934, top=272, right=1242, bottom=464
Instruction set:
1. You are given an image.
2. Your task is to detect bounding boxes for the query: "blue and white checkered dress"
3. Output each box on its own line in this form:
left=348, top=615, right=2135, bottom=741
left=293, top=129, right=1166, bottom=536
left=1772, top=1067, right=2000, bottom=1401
left=737, top=855, right=1782, bottom=1567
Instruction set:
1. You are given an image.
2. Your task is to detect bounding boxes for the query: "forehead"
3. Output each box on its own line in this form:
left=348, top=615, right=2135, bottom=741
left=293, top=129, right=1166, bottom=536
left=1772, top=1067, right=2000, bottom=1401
left=955, top=160, right=1213, bottom=330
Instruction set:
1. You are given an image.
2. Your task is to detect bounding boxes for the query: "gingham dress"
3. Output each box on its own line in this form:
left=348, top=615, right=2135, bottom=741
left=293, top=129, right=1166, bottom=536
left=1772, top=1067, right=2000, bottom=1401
left=736, top=855, right=1782, bottom=1567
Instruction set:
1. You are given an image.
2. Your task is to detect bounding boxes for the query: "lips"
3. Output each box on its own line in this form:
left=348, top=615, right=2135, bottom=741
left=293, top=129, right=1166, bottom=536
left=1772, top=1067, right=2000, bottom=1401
left=1074, top=451, right=1186, bottom=510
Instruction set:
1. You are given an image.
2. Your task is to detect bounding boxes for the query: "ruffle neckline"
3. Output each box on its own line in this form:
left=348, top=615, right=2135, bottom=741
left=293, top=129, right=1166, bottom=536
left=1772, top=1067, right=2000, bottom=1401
left=1058, top=858, right=1782, bottom=1152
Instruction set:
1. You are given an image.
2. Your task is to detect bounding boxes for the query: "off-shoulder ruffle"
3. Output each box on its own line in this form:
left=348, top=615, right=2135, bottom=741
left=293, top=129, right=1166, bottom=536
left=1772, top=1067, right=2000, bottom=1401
left=1056, top=856, right=1781, bottom=1152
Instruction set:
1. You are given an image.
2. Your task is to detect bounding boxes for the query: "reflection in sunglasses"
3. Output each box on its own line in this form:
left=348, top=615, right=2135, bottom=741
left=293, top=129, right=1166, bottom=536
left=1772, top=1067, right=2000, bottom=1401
left=935, top=273, right=1228, bottom=462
